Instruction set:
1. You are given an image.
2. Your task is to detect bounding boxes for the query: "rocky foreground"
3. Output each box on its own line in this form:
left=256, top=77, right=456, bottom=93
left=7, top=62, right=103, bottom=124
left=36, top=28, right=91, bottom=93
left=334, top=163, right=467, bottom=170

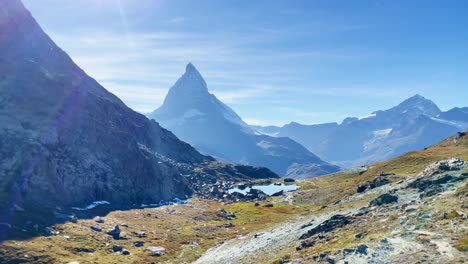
left=193, top=158, right=467, bottom=263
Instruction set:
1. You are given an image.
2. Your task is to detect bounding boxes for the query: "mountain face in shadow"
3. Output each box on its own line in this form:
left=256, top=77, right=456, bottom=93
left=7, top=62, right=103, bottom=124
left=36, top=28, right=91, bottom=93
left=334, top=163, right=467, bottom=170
left=0, top=0, right=215, bottom=220
left=148, top=64, right=339, bottom=178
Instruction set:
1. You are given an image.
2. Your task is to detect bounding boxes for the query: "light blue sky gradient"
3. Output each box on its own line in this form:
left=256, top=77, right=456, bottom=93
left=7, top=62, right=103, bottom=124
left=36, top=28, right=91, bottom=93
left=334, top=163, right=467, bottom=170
left=22, top=0, right=468, bottom=126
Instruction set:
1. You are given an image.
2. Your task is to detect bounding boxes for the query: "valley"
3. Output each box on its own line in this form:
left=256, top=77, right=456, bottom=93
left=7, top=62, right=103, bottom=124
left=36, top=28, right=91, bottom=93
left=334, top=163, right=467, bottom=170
left=1, top=1, right=467, bottom=263
left=1, top=133, right=466, bottom=263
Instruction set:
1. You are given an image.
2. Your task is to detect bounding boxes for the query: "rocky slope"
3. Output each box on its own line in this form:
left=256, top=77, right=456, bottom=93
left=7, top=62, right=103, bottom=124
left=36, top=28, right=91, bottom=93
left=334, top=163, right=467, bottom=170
left=148, top=63, right=339, bottom=178
left=0, top=132, right=466, bottom=263
left=0, top=0, right=278, bottom=239
left=193, top=134, right=468, bottom=264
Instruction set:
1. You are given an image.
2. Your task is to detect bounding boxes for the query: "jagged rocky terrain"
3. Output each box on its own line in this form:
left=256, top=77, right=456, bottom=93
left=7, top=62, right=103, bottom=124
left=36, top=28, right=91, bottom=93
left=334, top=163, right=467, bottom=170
left=255, top=95, right=468, bottom=168
left=193, top=134, right=468, bottom=264
left=0, top=0, right=278, bottom=241
left=148, top=64, right=339, bottom=178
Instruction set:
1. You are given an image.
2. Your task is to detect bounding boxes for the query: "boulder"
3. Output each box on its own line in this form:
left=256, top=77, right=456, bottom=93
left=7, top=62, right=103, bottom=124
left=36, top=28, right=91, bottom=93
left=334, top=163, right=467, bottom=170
left=90, top=225, right=102, bottom=232
left=131, top=231, right=146, bottom=237
left=217, top=209, right=236, bottom=220
left=246, top=189, right=268, bottom=200
left=133, top=242, right=144, bottom=247
left=300, top=215, right=351, bottom=239
left=357, top=185, right=367, bottom=193
left=94, top=216, right=104, bottom=223
left=121, top=249, right=130, bottom=255
left=284, top=178, right=296, bottom=183
left=271, top=190, right=284, bottom=197
left=237, top=183, right=247, bottom=190
left=106, top=225, right=121, bottom=239
left=230, top=191, right=246, bottom=200
left=112, top=245, right=123, bottom=252
left=370, top=194, right=398, bottom=206
left=369, top=177, right=390, bottom=189
left=147, top=246, right=166, bottom=256
left=356, top=244, right=368, bottom=255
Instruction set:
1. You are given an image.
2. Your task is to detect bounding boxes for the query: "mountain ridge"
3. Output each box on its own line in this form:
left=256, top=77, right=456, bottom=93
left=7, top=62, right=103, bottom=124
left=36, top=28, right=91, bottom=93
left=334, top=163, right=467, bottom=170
left=254, top=94, right=468, bottom=168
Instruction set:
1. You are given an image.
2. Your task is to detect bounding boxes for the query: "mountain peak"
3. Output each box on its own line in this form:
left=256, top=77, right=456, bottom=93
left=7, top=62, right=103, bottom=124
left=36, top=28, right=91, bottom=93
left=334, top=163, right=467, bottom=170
left=407, top=94, right=426, bottom=101
left=171, top=62, right=207, bottom=94
left=185, top=62, right=198, bottom=73
left=392, top=94, right=441, bottom=117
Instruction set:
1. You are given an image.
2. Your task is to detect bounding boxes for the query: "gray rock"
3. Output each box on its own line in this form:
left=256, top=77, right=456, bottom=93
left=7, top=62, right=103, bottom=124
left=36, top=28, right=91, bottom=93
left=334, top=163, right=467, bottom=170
left=112, top=245, right=123, bottom=252
left=107, top=225, right=121, bottom=239
left=133, top=242, right=144, bottom=247
left=356, top=184, right=367, bottom=193
left=300, top=215, right=351, bottom=239
left=356, top=244, right=368, bottom=255
left=271, top=190, right=284, bottom=196
left=147, top=246, right=165, bottom=256
left=218, top=209, right=236, bottom=220
left=90, top=225, right=102, bottom=232
left=370, top=194, right=398, bottom=206
left=131, top=231, right=146, bottom=237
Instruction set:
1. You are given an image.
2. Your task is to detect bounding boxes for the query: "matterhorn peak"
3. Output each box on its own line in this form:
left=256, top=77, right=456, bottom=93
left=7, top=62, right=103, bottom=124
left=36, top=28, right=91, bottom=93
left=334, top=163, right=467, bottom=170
left=168, top=62, right=208, bottom=94
left=185, top=62, right=198, bottom=73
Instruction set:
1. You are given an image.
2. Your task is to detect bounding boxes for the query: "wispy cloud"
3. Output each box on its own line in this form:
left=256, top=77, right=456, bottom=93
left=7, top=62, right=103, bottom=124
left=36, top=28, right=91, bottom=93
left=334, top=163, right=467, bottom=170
left=49, top=28, right=363, bottom=112
left=165, top=17, right=186, bottom=24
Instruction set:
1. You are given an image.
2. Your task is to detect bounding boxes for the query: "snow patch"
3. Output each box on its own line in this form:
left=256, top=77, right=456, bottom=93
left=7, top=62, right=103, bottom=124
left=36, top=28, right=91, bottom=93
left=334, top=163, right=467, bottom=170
left=183, top=109, right=205, bottom=119
left=430, top=117, right=468, bottom=129
left=373, top=128, right=393, bottom=137
left=363, top=128, right=393, bottom=151
left=358, top=113, right=376, bottom=120
left=141, top=198, right=187, bottom=208
left=72, top=201, right=110, bottom=211
left=164, top=109, right=206, bottom=127
left=256, top=140, right=273, bottom=150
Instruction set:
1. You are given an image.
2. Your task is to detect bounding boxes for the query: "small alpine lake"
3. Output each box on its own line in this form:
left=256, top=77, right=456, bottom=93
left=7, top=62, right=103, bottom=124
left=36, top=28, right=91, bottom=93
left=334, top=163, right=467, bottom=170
left=228, top=183, right=299, bottom=196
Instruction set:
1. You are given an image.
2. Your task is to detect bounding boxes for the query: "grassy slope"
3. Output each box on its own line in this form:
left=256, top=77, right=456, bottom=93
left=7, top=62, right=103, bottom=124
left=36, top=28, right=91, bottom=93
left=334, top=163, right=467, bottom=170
left=1, top=133, right=467, bottom=263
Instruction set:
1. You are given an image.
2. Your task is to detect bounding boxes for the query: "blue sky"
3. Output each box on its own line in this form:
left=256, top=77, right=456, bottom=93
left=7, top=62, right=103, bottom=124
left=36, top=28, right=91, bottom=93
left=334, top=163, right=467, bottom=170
left=23, top=0, right=468, bottom=126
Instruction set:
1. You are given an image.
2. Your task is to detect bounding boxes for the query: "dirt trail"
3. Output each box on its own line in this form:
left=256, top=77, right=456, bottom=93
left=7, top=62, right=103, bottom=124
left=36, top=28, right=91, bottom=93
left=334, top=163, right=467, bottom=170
left=193, top=209, right=356, bottom=264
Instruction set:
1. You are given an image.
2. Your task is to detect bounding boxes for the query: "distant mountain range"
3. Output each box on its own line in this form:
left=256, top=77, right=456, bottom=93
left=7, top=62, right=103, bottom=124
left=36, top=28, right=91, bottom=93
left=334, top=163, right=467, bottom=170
left=148, top=64, right=339, bottom=178
left=255, top=95, right=468, bottom=168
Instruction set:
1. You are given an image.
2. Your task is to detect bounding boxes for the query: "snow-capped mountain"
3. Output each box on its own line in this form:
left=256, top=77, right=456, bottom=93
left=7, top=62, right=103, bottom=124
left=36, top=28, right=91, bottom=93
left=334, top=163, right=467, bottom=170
left=148, top=64, right=339, bottom=178
left=254, top=95, right=468, bottom=168
left=253, top=122, right=339, bottom=151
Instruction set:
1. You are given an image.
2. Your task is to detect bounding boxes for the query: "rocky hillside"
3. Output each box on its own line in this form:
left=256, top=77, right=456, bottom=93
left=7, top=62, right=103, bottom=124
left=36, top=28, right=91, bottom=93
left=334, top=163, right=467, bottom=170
left=0, top=0, right=279, bottom=238
left=193, top=133, right=468, bottom=263
left=1, top=135, right=465, bottom=263
left=148, top=63, right=339, bottom=178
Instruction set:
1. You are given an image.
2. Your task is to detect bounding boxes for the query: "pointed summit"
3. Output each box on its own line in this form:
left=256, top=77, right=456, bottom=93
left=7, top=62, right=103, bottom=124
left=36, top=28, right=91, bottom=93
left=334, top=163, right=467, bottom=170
left=394, top=94, right=441, bottom=117
left=185, top=62, right=198, bottom=73
left=169, top=62, right=208, bottom=95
